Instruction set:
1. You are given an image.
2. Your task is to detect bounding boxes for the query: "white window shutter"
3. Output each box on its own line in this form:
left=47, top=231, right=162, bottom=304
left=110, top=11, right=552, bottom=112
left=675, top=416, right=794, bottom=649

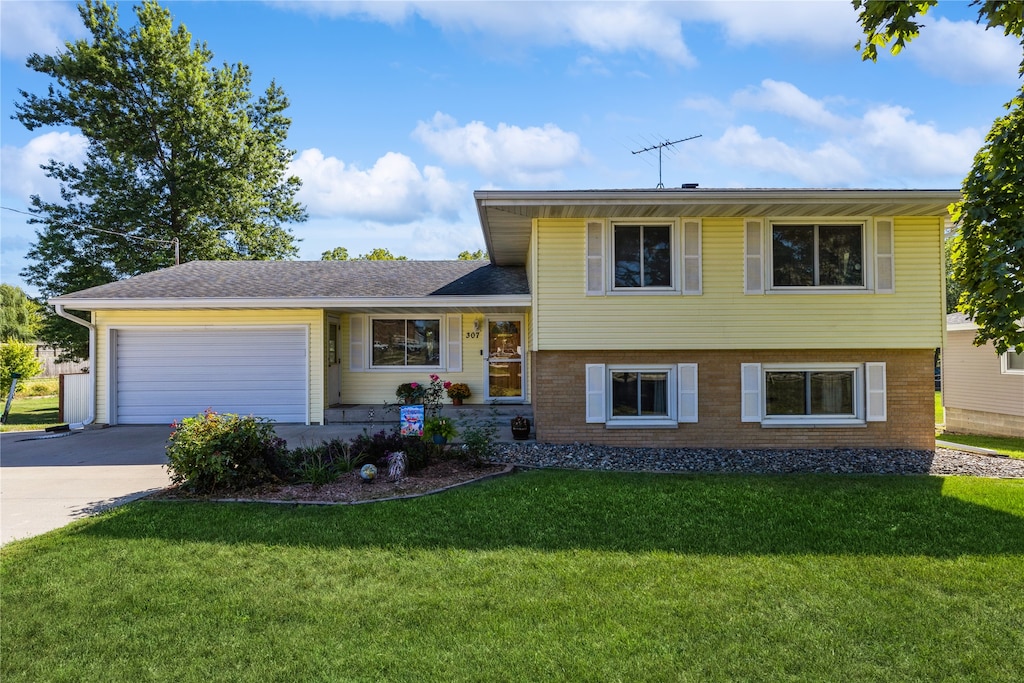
left=349, top=315, right=365, bottom=371
left=744, top=219, right=764, bottom=294
left=677, top=363, right=698, bottom=423
left=682, top=220, right=702, bottom=295
left=865, top=362, right=887, bottom=421
left=875, top=218, right=895, bottom=293
left=586, top=220, right=604, bottom=296
left=585, top=363, right=606, bottom=423
left=741, top=363, right=762, bottom=422
left=447, top=315, right=462, bottom=372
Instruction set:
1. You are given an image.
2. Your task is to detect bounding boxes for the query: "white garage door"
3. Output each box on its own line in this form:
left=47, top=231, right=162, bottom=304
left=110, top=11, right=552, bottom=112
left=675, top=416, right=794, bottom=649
left=115, top=327, right=308, bottom=425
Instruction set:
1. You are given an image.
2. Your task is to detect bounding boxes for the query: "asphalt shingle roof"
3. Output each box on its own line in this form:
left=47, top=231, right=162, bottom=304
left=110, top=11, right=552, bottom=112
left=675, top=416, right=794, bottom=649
left=54, top=260, right=529, bottom=301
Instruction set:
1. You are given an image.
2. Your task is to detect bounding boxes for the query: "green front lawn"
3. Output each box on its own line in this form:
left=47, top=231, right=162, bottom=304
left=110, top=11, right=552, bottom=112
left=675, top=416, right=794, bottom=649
left=0, top=395, right=59, bottom=432
left=3, top=470, right=1023, bottom=682
left=937, top=432, right=1024, bottom=459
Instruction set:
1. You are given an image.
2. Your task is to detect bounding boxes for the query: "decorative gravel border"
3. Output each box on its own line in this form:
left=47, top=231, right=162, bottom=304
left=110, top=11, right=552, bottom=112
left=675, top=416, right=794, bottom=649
left=492, top=443, right=1024, bottom=479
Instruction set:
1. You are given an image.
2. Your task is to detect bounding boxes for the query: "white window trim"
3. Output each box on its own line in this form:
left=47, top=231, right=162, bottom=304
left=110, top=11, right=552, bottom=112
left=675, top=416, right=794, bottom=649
left=1002, top=349, right=1024, bottom=375
left=764, top=217, right=875, bottom=294
left=586, top=363, right=697, bottom=428
left=358, top=314, right=451, bottom=372
left=759, top=362, right=869, bottom=427
left=607, top=218, right=682, bottom=295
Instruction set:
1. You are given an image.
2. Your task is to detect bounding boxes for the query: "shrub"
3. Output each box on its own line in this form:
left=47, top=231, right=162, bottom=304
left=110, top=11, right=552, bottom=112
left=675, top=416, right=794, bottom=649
left=166, top=409, right=289, bottom=493
left=288, top=438, right=368, bottom=483
left=351, top=428, right=431, bottom=473
left=0, top=340, right=44, bottom=393
left=458, top=409, right=499, bottom=467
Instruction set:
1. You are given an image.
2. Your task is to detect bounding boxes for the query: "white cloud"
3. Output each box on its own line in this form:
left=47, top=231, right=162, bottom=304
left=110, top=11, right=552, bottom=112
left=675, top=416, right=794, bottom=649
left=732, top=79, right=848, bottom=131
left=0, top=1, right=85, bottom=61
left=907, top=18, right=1020, bottom=85
left=0, top=131, right=88, bottom=201
left=713, top=125, right=865, bottom=185
left=708, top=81, right=981, bottom=186
left=412, top=112, right=584, bottom=185
left=279, top=1, right=696, bottom=65
left=288, top=148, right=465, bottom=223
left=680, top=0, right=861, bottom=49
left=859, top=105, right=982, bottom=178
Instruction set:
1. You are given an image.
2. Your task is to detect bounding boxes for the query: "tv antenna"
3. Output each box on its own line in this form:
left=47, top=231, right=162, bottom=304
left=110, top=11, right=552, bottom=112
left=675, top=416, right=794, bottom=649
left=632, top=134, right=701, bottom=188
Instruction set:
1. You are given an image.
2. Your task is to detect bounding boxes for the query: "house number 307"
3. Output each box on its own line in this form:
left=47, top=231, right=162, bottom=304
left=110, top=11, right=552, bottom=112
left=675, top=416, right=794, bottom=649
left=465, top=331, right=481, bottom=339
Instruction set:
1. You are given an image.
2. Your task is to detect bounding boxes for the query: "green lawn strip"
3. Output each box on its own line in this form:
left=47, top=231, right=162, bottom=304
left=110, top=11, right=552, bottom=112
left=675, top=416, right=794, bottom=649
left=0, top=395, right=59, bottom=432
left=934, top=391, right=943, bottom=425
left=3, top=471, right=1023, bottom=682
left=938, top=433, right=1024, bottom=459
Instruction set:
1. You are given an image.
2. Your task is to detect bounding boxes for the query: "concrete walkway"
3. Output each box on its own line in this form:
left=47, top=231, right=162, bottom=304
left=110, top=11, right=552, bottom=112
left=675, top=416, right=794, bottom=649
left=0, top=404, right=533, bottom=545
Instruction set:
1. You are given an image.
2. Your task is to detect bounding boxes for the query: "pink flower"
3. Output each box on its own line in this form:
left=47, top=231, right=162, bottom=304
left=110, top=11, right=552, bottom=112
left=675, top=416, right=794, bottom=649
left=410, top=382, right=419, bottom=388
left=430, top=374, right=440, bottom=382
left=443, top=381, right=452, bottom=389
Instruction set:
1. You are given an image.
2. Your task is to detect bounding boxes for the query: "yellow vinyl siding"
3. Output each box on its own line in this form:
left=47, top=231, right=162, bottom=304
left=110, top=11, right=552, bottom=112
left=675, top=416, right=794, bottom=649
left=535, top=216, right=944, bottom=350
left=92, top=309, right=323, bottom=424
left=340, top=311, right=531, bottom=405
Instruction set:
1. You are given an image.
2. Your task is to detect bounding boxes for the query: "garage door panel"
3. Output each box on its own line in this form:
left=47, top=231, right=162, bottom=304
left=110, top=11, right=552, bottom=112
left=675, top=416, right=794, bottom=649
left=115, top=328, right=308, bottom=424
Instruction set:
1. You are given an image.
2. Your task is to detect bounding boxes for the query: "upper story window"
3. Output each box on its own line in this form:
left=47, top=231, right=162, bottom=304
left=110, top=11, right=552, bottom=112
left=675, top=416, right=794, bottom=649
left=613, top=224, right=672, bottom=288
left=586, top=218, right=702, bottom=296
left=771, top=224, right=864, bottom=288
left=371, top=318, right=441, bottom=367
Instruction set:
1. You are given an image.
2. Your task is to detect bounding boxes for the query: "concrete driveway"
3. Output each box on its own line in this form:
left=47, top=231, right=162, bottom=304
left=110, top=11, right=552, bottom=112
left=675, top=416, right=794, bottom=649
left=0, top=426, right=173, bottom=546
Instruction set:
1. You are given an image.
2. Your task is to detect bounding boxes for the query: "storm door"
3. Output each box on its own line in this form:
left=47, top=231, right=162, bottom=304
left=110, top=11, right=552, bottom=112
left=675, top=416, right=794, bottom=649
left=485, top=318, right=524, bottom=401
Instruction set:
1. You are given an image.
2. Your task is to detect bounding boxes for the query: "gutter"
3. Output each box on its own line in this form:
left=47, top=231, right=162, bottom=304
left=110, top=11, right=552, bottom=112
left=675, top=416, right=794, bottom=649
left=52, top=304, right=95, bottom=429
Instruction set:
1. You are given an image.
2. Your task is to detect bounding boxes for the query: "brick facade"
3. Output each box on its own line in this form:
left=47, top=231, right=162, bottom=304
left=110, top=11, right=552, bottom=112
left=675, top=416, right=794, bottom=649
left=532, top=349, right=935, bottom=450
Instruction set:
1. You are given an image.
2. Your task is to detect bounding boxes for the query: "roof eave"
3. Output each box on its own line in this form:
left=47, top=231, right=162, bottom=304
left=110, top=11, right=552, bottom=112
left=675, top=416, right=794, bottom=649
left=49, top=295, right=533, bottom=311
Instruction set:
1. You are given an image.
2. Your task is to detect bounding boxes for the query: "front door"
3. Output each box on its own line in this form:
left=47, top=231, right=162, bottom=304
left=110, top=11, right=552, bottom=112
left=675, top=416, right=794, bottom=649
left=327, top=317, right=341, bottom=406
left=485, top=318, right=524, bottom=401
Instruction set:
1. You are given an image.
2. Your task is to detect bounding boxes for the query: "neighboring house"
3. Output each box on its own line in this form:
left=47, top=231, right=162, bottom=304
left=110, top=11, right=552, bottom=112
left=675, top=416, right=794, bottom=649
left=51, top=187, right=956, bottom=450
left=943, top=313, right=1024, bottom=438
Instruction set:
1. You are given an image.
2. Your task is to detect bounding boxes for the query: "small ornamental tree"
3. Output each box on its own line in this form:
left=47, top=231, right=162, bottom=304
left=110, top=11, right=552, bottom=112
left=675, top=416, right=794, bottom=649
left=0, top=340, right=44, bottom=393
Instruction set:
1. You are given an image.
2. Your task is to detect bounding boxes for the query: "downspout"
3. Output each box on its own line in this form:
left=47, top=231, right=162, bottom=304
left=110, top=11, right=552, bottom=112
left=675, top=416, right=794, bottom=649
left=52, top=304, right=95, bottom=428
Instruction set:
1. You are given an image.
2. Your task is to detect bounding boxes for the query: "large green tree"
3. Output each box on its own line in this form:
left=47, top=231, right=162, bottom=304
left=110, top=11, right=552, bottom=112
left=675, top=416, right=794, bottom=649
left=0, top=284, right=43, bottom=342
left=15, top=0, right=306, bottom=359
left=854, top=0, right=1024, bottom=353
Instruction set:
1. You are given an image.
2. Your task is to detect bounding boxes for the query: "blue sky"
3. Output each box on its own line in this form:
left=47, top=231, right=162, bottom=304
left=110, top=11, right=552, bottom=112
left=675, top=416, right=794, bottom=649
left=1, top=0, right=1020, bottom=295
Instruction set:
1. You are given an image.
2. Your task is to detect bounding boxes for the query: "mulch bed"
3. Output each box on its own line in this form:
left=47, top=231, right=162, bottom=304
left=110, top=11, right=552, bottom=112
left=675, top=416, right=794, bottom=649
left=152, top=459, right=511, bottom=505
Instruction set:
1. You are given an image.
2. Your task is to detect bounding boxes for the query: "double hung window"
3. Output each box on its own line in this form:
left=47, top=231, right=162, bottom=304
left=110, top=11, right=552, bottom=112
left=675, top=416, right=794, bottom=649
left=613, top=224, right=672, bottom=289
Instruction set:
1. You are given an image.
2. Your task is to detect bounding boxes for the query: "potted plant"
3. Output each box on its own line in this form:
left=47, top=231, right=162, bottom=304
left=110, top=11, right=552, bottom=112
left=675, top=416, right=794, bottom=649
left=510, top=414, right=531, bottom=440
left=446, top=382, right=471, bottom=406
left=423, top=415, right=458, bottom=445
left=396, top=382, right=425, bottom=405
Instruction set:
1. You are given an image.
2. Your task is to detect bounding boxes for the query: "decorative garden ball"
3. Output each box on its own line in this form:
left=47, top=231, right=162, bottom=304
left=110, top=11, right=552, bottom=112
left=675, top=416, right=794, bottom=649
left=360, top=464, right=377, bottom=483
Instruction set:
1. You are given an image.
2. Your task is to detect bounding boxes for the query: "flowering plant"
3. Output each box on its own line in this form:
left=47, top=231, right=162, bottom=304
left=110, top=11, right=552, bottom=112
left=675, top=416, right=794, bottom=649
left=511, top=414, right=530, bottom=430
left=395, top=374, right=449, bottom=416
left=446, top=382, right=471, bottom=400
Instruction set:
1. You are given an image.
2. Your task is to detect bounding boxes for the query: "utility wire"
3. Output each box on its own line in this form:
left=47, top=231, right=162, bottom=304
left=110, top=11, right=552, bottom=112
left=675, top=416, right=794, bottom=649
left=2, top=205, right=180, bottom=264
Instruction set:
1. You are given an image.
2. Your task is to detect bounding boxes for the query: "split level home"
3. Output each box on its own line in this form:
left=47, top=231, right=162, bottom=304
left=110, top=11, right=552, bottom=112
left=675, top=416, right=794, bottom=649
left=51, top=187, right=958, bottom=450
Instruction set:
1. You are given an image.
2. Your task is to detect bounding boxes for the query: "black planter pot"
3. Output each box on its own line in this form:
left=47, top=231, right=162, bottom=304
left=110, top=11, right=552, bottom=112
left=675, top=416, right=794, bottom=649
left=511, top=419, right=531, bottom=440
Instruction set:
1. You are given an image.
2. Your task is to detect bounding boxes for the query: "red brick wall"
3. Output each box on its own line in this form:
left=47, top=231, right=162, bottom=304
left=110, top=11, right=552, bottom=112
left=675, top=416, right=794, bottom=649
left=532, top=349, right=935, bottom=449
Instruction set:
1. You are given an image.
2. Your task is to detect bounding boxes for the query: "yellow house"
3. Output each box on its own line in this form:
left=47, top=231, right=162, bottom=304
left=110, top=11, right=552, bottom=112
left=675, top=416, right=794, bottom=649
left=52, top=187, right=957, bottom=450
